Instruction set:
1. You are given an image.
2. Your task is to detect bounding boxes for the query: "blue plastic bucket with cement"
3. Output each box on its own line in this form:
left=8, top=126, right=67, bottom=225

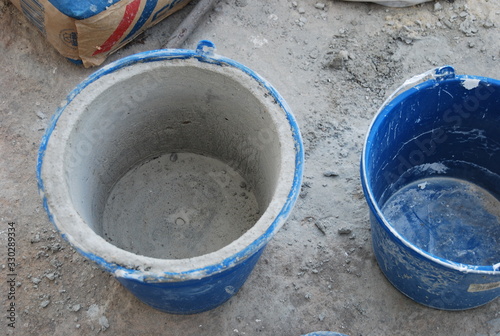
left=37, top=41, right=303, bottom=314
left=361, top=66, right=500, bottom=310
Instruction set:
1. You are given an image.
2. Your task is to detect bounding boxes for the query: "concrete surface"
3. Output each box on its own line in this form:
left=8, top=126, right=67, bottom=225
left=1, top=0, right=499, bottom=335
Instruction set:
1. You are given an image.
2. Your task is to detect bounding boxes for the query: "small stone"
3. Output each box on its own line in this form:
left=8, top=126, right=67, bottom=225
left=87, top=304, right=100, bottom=318
left=45, top=273, right=56, bottom=281
left=483, top=20, right=495, bottom=28
left=297, top=7, right=305, bottom=14
left=99, top=316, right=110, bottom=330
left=31, top=277, right=42, bottom=285
left=338, top=227, right=352, bottom=235
left=35, top=111, right=47, bottom=119
left=315, top=221, right=327, bottom=235
left=323, top=171, right=338, bottom=177
left=40, top=300, right=51, bottom=308
left=443, top=19, right=453, bottom=29
left=169, top=153, right=178, bottom=162
left=50, top=258, right=63, bottom=268
left=314, top=3, right=325, bottom=10
left=460, top=17, right=479, bottom=36
left=76, top=324, right=81, bottom=329
left=49, top=243, right=62, bottom=252
left=328, top=55, right=344, bottom=70
left=338, top=50, right=349, bottom=60
left=71, top=304, right=81, bottom=312
left=434, top=2, right=442, bottom=11
left=31, top=233, right=41, bottom=243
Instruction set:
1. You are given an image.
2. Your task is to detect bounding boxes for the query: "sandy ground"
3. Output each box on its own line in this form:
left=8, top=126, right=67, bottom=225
left=1, top=0, right=500, bottom=335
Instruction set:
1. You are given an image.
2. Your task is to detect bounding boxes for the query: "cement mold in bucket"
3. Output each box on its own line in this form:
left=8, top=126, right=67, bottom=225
left=37, top=40, right=304, bottom=314
left=361, top=66, right=500, bottom=310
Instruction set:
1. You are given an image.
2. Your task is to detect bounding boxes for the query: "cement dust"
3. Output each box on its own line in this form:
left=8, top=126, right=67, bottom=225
left=102, top=152, right=260, bottom=259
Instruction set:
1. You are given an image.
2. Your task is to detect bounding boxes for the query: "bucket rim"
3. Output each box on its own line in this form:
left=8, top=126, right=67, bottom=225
left=360, top=67, right=500, bottom=275
left=37, top=40, right=304, bottom=282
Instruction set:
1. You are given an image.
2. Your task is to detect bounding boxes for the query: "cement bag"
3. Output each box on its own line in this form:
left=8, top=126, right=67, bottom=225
left=341, top=0, right=432, bottom=7
left=9, top=0, right=191, bottom=67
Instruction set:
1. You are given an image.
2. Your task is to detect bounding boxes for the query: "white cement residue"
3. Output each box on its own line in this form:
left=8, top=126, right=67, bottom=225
left=415, top=162, right=449, bottom=174
left=451, top=128, right=487, bottom=141
left=417, top=181, right=428, bottom=190
left=461, top=78, right=481, bottom=90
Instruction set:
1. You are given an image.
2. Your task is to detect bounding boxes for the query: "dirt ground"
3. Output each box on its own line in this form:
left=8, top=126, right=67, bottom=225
left=1, top=0, right=499, bottom=335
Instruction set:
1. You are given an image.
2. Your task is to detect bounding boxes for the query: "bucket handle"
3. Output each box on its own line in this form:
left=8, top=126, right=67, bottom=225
left=378, top=65, right=456, bottom=112
left=196, top=40, right=216, bottom=57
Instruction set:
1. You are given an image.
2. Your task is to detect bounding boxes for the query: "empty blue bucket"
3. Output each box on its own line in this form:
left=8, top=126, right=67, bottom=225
left=37, top=41, right=303, bottom=314
left=361, top=66, right=500, bottom=310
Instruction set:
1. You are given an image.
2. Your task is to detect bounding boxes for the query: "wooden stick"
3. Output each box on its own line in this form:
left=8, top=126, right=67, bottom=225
left=161, top=0, right=217, bottom=49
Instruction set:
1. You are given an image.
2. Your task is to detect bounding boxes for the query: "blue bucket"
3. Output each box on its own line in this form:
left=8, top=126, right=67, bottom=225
left=37, top=41, right=304, bottom=314
left=302, top=332, right=349, bottom=336
left=361, top=66, right=500, bottom=310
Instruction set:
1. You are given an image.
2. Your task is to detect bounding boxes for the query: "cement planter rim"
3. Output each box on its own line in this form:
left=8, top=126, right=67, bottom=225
left=37, top=40, right=304, bottom=282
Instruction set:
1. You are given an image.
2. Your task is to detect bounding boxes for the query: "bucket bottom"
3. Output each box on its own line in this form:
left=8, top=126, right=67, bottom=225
left=102, top=152, right=260, bottom=259
left=381, top=176, right=500, bottom=266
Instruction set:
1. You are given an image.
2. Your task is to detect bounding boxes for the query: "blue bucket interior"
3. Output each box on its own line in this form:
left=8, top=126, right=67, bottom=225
left=363, top=70, right=500, bottom=268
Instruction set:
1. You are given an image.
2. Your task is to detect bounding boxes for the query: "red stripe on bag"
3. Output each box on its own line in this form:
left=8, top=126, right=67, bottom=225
left=93, top=0, right=141, bottom=56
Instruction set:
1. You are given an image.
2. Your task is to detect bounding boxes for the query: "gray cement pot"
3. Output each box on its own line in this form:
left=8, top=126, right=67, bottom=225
left=37, top=40, right=304, bottom=313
